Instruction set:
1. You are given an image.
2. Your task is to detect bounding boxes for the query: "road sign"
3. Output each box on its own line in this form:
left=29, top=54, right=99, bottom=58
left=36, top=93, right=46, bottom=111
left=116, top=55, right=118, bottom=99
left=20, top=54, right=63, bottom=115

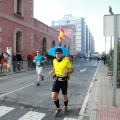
left=104, top=14, right=120, bottom=106
left=103, top=14, right=120, bottom=36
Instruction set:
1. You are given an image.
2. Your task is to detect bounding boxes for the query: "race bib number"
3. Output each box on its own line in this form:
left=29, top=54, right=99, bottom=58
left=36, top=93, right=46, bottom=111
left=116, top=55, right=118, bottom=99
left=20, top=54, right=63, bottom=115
left=36, top=62, right=40, bottom=66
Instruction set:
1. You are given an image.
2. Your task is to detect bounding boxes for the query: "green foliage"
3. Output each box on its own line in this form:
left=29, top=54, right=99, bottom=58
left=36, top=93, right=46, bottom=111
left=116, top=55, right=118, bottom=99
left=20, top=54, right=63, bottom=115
left=118, top=42, right=120, bottom=72
left=107, top=42, right=120, bottom=87
left=107, top=50, right=113, bottom=71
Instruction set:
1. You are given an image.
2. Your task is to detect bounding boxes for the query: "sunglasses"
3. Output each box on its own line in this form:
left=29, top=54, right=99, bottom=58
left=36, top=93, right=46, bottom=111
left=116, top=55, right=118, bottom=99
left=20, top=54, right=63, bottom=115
left=55, top=52, right=61, bottom=54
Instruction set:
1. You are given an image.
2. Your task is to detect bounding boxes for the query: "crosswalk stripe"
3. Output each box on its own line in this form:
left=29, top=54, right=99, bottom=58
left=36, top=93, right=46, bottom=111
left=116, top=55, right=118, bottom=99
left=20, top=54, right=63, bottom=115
left=18, top=111, right=46, bottom=120
left=0, top=105, right=78, bottom=120
left=0, top=106, right=15, bottom=117
left=63, top=117, right=77, bottom=120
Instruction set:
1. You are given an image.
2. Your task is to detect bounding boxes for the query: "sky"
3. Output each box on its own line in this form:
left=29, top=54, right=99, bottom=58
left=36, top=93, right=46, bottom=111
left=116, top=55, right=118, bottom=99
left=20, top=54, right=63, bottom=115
left=34, top=0, right=120, bottom=54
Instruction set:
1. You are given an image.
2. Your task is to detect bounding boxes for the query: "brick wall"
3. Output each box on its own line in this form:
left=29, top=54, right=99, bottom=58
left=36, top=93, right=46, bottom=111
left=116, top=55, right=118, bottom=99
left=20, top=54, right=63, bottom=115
left=0, top=0, right=76, bottom=57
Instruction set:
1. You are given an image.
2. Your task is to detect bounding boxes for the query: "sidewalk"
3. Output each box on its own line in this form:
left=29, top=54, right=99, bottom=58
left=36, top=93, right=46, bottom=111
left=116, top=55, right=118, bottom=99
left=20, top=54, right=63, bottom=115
left=89, top=62, right=120, bottom=120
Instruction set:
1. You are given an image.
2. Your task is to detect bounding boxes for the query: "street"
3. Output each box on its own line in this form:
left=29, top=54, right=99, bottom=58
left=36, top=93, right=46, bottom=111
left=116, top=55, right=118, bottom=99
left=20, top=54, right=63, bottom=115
left=0, top=60, right=99, bottom=120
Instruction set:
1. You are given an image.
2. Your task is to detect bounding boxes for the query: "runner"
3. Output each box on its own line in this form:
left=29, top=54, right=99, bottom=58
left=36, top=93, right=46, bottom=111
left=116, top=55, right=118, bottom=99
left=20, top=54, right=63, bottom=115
left=33, top=51, right=47, bottom=86
left=49, top=48, right=74, bottom=116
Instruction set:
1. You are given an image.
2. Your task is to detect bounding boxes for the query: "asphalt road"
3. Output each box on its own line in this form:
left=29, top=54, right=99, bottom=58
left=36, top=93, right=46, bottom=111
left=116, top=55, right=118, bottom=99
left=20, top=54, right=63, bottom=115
left=0, top=60, right=99, bottom=120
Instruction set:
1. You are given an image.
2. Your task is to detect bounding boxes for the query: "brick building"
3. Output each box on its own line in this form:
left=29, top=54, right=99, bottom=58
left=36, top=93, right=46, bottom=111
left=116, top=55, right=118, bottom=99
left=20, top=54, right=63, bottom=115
left=0, top=0, right=76, bottom=59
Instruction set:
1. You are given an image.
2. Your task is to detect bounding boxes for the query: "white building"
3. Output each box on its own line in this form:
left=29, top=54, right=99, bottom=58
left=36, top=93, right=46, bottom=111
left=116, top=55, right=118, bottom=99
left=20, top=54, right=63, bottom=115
left=52, top=14, right=95, bottom=56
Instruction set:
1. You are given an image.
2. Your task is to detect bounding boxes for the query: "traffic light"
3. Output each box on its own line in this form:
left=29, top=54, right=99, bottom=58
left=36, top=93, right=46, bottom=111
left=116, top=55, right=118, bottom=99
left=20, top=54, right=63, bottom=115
left=58, top=28, right=64, bottom=42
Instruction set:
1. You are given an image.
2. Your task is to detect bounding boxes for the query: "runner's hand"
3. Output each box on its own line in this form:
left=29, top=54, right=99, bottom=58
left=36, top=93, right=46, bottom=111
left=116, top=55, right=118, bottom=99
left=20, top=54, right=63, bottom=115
left=63, top=72, right=68, bottom=77
left=53, top=75, right=57, bottom=80
left=49, top=71, right=54, bottom=75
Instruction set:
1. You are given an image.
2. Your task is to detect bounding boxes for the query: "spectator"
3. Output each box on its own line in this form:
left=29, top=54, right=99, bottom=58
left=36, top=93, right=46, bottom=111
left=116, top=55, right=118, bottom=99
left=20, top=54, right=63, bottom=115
left=27, top=54, right=32, bottom=68
left=1, top=56, right=7, bottom=72
left=30, top=52, right=35, bottom=68
left=103, top=55, right=107, bottom=65
left=12, top=53, right=18, bottom=72
left=16, top=51, right=22, bottom=71
left=0, top=52, right=3, bottom=73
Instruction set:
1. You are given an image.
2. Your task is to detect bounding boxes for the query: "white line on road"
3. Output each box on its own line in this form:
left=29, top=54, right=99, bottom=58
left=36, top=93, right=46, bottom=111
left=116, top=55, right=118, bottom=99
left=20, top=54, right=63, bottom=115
left=64, top=117, right=77, bottom=120
left=18, top=111, right=46, bottom=120
left=78, top=62, right=100, bottom=120
left=0, top=106, right=15, bottom=117
left=0, top=83, right=34, bottom=98
left=80, top=68, right=87, bottom=72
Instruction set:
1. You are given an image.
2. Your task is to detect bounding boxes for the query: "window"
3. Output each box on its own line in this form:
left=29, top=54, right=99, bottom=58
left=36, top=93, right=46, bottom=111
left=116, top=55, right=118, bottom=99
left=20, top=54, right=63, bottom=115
left=75, top=24, right=81, bottom=27
left=14, top=0, right=23, bottom=16
left=76, top=41, right=81, bottom=44
left=17, top=0, right=21, bottom=15
left=76, top=35, right=81, bottom=39
left=76, top=32, right=81, bottom=36
left=76, top=28, right=81, bottom=31
left=66, top=21, right=70, bottom=23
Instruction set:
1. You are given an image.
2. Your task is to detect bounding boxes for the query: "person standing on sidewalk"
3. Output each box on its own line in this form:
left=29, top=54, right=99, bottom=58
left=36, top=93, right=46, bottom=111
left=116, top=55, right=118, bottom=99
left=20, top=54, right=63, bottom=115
left=33, top=50, right=47, bottom=86
left=0, top=52, right=3, bottom=73
left=12, top=53, right=18, bottom=72
left=103, top=55, right=106, bottom=65
left=49, top=48, right=74, bottom=116
left=16, top=51, right=22, bottom=71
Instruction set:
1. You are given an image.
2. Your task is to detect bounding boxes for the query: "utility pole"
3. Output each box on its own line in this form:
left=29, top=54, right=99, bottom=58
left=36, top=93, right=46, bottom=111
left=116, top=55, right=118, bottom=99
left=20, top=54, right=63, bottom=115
left=110, top=37, right=112, bottom=51
left=109, top=5, right=118, bottom=106
left=105, top=37, right=107, bottom=53
left=109, top=6, right=113, bottom=55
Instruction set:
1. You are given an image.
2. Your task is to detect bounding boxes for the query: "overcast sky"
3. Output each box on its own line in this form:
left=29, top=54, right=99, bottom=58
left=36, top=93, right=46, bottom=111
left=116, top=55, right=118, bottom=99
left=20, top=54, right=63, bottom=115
left=34, top=0, right=120, bottom=54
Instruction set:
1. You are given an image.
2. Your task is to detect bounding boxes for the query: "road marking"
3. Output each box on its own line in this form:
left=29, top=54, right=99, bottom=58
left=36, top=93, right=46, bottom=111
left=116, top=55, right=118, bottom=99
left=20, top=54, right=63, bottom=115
left=0, top=105, right=79, bottom=120
left=80, top=68, right=86, bottom=72
left=78, top=62, right=100, bottom=119
left=18, top=111, right=46, bottom=120
left=0, top=83, right=34, bottom=98
left=0, top=106, right=15, bottom=117
left=64, top=117, right=77, bottom=120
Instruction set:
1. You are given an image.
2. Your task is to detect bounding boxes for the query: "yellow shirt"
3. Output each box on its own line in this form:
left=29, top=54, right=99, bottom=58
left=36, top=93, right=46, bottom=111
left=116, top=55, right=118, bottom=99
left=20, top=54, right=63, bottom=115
left=53, top=57, right=72, bottom=77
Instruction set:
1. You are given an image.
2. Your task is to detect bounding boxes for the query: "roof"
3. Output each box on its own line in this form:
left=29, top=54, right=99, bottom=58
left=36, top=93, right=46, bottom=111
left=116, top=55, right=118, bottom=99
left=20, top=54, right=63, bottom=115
left=51, top=24, right=76, bottom=31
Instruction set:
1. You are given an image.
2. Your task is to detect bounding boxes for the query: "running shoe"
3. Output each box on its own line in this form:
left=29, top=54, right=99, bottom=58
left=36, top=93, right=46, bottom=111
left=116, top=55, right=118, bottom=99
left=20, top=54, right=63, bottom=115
left=63, top=106, right=68, bottom=114
left=53, top=108, right=62, bottom=117
left=36, top=82, right=40, bottom=86
left=42, top=76, right=44, bottom=81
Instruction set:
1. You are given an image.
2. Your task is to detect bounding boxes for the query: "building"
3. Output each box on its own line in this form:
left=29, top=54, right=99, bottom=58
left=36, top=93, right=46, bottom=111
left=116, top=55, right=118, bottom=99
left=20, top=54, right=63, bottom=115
left=52, top=14, right=95, bottom=57
left=0, top=0, right=75, bottom=59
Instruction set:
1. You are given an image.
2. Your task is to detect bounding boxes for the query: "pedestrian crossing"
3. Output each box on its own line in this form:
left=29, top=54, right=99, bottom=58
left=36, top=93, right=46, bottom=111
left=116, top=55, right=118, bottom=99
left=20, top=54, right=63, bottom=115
left=18, top=111, right=46, bottom=120
left=0, top=105, right=78, bottom=120
left=0, top=106, right=15, bottom=117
